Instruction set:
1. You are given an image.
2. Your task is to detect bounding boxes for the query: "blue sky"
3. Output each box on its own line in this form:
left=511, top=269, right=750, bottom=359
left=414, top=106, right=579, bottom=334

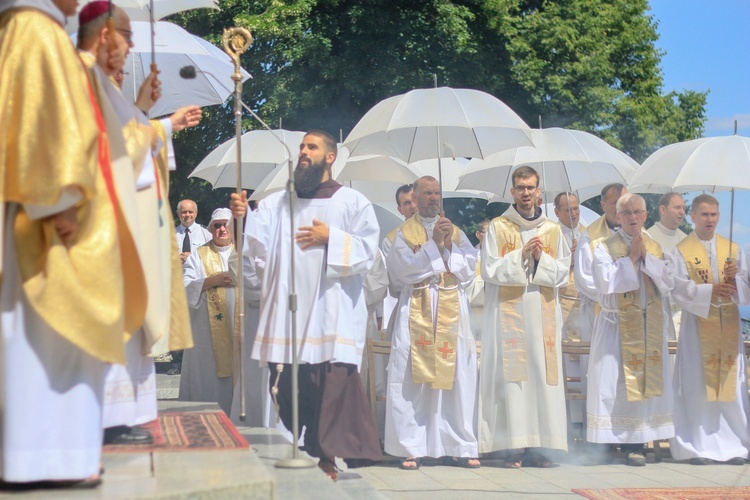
left=649, top=1, right=750, bottom=317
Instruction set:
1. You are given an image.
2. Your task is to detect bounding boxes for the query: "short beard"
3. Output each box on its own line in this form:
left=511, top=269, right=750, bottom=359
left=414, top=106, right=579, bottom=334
left=294, top=159, right=326, bottom=197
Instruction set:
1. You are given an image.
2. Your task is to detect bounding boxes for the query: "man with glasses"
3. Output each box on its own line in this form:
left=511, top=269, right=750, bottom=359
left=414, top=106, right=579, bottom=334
left=668, top=194, right=750, bottom=465
left=479, top=166, right=571, bottom=469
left=588, top=193, right=675, bottom=466
left=179, top=208, right=237, bottom=414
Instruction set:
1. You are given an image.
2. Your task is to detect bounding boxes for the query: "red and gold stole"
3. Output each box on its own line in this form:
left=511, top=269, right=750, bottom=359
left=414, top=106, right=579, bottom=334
left=677, top=233, right=740, bottom=402
left=401, top=214, right=462, bottom=390
left=492, top=217, right=560, bottom=386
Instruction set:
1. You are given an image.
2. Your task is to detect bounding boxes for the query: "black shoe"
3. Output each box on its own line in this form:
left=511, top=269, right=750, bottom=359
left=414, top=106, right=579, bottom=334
left=725, top=457, right=746, bottom=465
left=343, top=458, right=378, bottom=469
left=103, top=426, right=154, bottom=445
left=166, top=364, right=181, bottom=375
left=690, top=457, right=712, bottom=465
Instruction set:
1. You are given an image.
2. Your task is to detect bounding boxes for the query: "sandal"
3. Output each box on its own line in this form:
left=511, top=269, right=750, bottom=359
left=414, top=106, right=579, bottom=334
left=504, top=455, right=523, bottom=468
left=318, top=458, right=338, bottom=481
left=443, top=457, right=480, bottom=469
left=399, top=457, right=422, bottom=470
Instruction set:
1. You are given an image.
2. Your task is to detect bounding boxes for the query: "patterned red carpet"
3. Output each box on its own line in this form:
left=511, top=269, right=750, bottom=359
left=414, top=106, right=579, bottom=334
left=103, top=411, right=249, bottom=453
left=573, top=487, right=750, bottom=499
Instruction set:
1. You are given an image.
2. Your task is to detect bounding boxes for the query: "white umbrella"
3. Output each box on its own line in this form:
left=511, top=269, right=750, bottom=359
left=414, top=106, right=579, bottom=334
left=120, top=21, right=251, bottom=118
left=627, top=134, right=750, bottom=251
left=66, top=0, right=220, bottom=34
left=343, top=87, right=532, bottom=163
left=190, top=129, right=303, bottom=189
left=457, top=128, right=639, bottom=203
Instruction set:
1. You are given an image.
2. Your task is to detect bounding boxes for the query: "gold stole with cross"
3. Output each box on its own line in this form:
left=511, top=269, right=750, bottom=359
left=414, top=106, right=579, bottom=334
left=197, top=243, right=236, bottom=378
left=493, top=217, right=560, bottom=386
left=677, top=233, right=740, bottom=402
left=560, top=223, right=587, bottom=344
left=401, top=214, right=462, bottom=390
left=601, top=231, right=664, bottom=402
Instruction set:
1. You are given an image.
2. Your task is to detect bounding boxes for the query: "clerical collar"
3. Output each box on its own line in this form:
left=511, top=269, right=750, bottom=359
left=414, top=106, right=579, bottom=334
left=297, top=179, right=342, bottom=199
left=420, top=214, right=438, bottom=225
left=617, top=228, right=634, bottom=244
left=606, top=218, right=620, bottom=231
left=513, top=204, right=542, bottom=221
left=216, top=243, right=233, bottom=253
left=654, top=221, right=678, bottom=236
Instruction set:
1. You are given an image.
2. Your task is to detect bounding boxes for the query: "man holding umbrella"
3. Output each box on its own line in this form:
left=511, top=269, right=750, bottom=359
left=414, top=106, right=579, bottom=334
left=668, top=194, right=750, bottom=465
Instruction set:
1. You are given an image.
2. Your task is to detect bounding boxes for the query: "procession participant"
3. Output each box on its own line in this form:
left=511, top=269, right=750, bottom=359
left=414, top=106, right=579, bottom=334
left=554, top=193, right=589, bottom=430
left=647, top=192, right=688, bottom=338
left=0, top=0, right=134, bottom=486
left=381, top=184, right=417, bottom=256
left=668, top=194, right=750, bottom=465
left=479, top=166, right=570, bottom=468
left=180, top=208, right=236, bottom=415
left=574, top=183, right=627, bottom=306
left=230, top=130, right=382, bottom=481
left=465, top=219, right=489, bottom=341
left=588, top=193, right=675, bottom=466
left=176, top=199, right=212, bottom=264
left=384, top=176, right=479, bottom=470
left=78, top=1, right=168, bottom=444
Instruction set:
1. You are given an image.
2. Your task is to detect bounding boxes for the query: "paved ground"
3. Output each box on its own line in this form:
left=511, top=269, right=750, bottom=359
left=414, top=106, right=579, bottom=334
left=156, top=372, right=750, bottom=499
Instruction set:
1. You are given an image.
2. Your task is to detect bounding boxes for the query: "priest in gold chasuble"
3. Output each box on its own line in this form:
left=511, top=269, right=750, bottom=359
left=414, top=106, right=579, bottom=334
left=588, top=194, right=675, bottom=464
left=180, top=209, right=237, bottom=415
left=0, top=0, right=129, bottom=485
left=385, top=176, right=480, bottom=467
left=478, top=167, right=570, bottom=466
left=668, top=194, right=750, bottom=464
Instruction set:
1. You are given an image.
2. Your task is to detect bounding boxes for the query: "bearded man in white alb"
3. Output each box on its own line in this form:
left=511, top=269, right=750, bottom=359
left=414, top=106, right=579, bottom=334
left=588, top=193, right=675, bottom=466
left=668, top=194, right=750, bottom=466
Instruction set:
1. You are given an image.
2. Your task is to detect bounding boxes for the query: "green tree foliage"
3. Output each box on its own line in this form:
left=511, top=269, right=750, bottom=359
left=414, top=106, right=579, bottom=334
left=168, top=0, right=706, bottom=230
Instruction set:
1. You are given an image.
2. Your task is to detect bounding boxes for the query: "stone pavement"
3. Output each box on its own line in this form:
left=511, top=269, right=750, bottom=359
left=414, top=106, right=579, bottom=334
left=4, top=372, right=749, bottom=499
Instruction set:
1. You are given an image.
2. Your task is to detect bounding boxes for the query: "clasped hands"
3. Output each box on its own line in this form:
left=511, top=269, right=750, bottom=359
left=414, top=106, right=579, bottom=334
left=431, top=216, right=454, bottom=251
left=628, top=231, right=647, bottom=264
left=522, top=235, right=544, bottom=261
left=204, top=272, right=234, bottom=290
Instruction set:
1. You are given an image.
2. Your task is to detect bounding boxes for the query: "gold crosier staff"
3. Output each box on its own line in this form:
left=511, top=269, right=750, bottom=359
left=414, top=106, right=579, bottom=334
left=222, top=27, right=252, bottom=422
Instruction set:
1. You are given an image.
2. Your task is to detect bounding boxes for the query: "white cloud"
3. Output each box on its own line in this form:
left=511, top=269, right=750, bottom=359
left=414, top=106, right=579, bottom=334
left=705, top=114, right=750, bottom=135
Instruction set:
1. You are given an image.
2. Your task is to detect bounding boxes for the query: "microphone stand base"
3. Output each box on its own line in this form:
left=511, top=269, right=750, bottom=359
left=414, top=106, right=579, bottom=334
left=274, top=457, right=317, bottom=469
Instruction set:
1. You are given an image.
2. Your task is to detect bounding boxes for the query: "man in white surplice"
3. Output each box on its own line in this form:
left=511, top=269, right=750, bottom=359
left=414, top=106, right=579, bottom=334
left=231, top=130, right=382, bottom=480
left=647, top=192, right=688, bottom=339
left=480, top=166, right=570, bottom=469
left=588, top=193, right=675, bottom=466
left=180, top=208, right=236, bottom=415
left=554, top=192, right=589, bottom=430
left=385, top=176, right=480, bottom=470
left=667, top=194, right=750, bottom=465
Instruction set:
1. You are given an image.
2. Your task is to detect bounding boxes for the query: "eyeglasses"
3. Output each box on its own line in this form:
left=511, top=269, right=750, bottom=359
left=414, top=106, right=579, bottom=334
left=116, top=28, right=133, bottom=43
left=513, top=185, right=538, bottom=193
left=212, top=222, right=228, bottom=229
left=618, top=210, right=646, bottom=217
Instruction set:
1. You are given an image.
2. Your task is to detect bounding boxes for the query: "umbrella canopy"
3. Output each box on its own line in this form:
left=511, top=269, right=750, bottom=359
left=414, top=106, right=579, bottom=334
left=190, top=129, right=304, bottom=190
left=457, top=128, right=639, bottom=203
left=120, top=21, right=251, bottom=118
left=627, top=135, right=750, bottom=193
left=343, top=87, right=533, bottom=163
left=66, top=0, right=219, bottom=33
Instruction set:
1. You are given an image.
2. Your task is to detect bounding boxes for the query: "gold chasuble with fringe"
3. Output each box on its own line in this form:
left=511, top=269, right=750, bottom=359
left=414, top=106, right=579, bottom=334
left=677, top=233, right=740, bottom=402
left=401, top=215, right=462, bottom=390
left=493, top=216, right=561, bottom=385
left=601, top=231, right=665, bottom=402
left=149, top=120, right=193, bottom=353
left=0, top=9, right=131, bottom=363
left=197, top=244, right=236, bottom=378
